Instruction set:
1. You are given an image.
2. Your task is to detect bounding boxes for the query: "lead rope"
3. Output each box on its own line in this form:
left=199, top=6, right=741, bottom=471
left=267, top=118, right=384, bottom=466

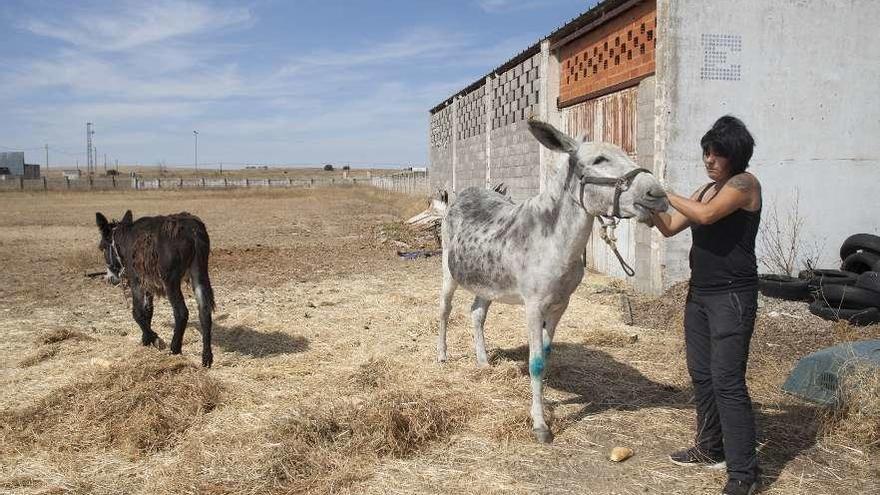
left=595, top=216, right=636, bottom=277
left=579, top=177, right=638, bottom=277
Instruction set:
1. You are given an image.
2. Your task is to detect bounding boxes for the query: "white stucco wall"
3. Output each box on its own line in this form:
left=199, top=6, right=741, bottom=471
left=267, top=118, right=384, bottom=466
left=655, top=0, right=880, bottom=287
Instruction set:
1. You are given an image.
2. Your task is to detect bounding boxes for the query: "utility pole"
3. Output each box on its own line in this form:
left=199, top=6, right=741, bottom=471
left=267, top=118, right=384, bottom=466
left=193, top=130, right=199, bottom=173
left=86, top=123, right=94, bottom=175
left=45, top=144, right=49, bottom=173
left=104, top=153, right=107, bottom=173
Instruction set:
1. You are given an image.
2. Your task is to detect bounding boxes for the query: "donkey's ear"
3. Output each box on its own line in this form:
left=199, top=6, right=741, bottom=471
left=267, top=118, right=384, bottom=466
left=96, top=212, right=109, bottom=232
left=528, top=118, right=578, bottom=154
left=121, top=210, right=133, bottom=225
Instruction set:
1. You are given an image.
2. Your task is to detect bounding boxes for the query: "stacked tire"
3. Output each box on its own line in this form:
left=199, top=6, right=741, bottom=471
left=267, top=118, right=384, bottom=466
left=807, top=233, right=880, bottom=326
left=758, top=274, right=810, bottom=301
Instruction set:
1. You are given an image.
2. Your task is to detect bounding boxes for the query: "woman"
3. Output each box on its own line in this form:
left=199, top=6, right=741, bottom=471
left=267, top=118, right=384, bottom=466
left=651, top=115, right=761, bottom=495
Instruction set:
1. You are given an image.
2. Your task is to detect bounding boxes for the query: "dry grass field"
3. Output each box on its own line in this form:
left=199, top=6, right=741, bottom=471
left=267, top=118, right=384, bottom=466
left=0, top=187, right=877, bottom=495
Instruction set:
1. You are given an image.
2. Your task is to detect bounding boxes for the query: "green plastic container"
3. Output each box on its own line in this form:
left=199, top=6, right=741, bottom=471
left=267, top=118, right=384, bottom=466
left=782, top=340, right=880, bottom=406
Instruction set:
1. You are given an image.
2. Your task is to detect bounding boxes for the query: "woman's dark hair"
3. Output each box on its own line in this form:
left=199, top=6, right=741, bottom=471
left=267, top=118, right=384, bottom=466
left=700, top=115, right=755, bottom=174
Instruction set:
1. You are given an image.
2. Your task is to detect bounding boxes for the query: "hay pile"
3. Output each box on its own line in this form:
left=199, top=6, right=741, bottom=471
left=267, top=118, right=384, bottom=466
left=263, top=389, right=473, bottom=491
left=36, top=328, right=95, bottom=345
left=1, top=349, right=223, bottom=456
left=173, top=358, right=481, bottom=494
left=821, top=365, right=880, bottom=453
left=628, top=281, right=689, bottom=332
left=17, top=328, right=95, bottom=368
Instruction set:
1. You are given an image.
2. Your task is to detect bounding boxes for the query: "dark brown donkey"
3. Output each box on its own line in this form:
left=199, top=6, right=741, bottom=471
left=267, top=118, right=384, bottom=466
left=96, top=210, right=216, bottom=367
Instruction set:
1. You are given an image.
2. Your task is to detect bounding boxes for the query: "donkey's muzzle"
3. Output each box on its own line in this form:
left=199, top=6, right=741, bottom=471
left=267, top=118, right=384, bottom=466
left=105, top=272, right=121, bottom=286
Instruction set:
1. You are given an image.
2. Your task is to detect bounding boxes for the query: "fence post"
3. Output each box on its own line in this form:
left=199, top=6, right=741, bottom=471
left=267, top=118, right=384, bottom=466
left=245, top=178, right=249, bottom=187
left=179, top=178, right=183, bottom=188
left=19, top=176, right=24, bottom=190
left=112, top=176, right=116, bottom=188
left=310, top=178, right=314, bottom=188
left=66, top=177, right=71, bottom=189
left=43, top=176, right=47, bottom=191
left=201, top=178, right=206, bottom=188
left=89, top=176, right=93, bottom=189
left=224, top=178, right=228, bottom=188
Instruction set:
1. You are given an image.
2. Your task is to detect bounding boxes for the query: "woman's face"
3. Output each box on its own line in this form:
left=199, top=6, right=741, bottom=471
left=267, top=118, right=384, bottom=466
left=703, top=148, right=732, bottom=181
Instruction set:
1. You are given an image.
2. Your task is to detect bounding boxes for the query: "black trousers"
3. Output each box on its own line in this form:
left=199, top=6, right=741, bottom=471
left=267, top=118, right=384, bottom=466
left=684, top=287, right=759, bottom=482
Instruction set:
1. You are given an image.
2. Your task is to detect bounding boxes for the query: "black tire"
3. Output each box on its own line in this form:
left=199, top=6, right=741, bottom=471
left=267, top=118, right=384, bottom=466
left=840, top=233, right=880, bottom=260
left=808, top=300, right=880, bottom=326
left=856, top=271, right=880, bottom=294
left=758, top=274, right=809, bottom=301
left=841, top=251, right=880, bottom=274
left=798, top=269, right=859, bottom=290
left=814, top=283, right=880, bottom=309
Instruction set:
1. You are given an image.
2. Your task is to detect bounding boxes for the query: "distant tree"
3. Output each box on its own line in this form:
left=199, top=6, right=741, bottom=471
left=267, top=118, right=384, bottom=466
left=342, top=165, right=350, bottom=171
left=323, top=164, right=334, bottom=171
left=105, top=169, right=119, bottom=176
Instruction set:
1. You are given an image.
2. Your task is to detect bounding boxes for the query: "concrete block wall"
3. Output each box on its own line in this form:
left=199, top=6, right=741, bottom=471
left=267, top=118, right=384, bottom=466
left=429, top=52, right=543, bottom=201
left=655, top=0, right=880, bottom=288
left=632, top=76, right=662, bottom=294
left=489, top=121, right=541, bottom=200
left=456, top=134, right=487, bottom=191
left=488, top=53, right=542, bottom=200
left=428, top=105, right=453, bottom=191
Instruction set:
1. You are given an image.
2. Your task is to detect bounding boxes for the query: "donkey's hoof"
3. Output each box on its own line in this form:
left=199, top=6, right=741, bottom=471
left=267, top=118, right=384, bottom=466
left=532, top=427, right=554, bottom=444
left=202, top=353, right=213, bottom=368
left=152, top=337, right=167, bottom=350
left=437, top=351, right=448, bottom=363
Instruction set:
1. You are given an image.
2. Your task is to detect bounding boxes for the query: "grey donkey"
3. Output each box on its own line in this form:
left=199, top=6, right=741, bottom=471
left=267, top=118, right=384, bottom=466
left=435, top=119, right=668, bottom=443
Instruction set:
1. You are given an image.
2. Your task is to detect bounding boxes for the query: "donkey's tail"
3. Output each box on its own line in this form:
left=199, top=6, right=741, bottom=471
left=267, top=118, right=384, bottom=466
left=192, top=225, right=216, bottom=311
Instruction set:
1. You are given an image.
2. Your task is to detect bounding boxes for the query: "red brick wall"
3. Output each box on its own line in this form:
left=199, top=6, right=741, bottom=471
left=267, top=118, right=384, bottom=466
left=559, top=1, right=656, bottom=107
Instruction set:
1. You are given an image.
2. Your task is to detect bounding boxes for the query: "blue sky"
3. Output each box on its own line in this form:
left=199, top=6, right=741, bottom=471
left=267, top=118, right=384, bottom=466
left=0, top=0, right=595, bottom=169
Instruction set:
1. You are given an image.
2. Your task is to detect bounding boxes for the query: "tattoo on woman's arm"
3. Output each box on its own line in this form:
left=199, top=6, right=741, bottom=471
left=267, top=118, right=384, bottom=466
left=728, top=174, right=753, bottom=192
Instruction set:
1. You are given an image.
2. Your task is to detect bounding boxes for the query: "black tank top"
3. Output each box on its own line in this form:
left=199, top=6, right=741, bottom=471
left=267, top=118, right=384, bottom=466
left=689, top=182, right=761, bottom=293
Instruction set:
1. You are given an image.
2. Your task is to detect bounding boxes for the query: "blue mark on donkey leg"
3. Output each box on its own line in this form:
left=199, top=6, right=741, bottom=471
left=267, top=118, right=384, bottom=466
left=529, top=356, right=545, bottom=376
left=543, top=342, right=552, bottom=355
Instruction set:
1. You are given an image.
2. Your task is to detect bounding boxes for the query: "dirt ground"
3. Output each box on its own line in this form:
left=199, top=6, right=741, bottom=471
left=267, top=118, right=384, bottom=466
left=0, top=187, right=877, bottom=495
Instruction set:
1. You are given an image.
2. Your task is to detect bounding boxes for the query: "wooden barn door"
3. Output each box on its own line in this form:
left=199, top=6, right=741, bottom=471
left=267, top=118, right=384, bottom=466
left=563, top=86, right=639, bottom=278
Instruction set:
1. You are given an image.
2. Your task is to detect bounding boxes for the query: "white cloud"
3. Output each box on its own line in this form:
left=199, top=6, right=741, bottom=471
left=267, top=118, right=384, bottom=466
left=21, top=0, right=252, bottom=52
left=1, top=1, right=545, bottom=166
left=277, top=28, right=470, bottom=77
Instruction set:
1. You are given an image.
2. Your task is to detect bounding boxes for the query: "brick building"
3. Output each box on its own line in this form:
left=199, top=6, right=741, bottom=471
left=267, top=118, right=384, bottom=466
left=428, top=0, right=880, bottom=294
